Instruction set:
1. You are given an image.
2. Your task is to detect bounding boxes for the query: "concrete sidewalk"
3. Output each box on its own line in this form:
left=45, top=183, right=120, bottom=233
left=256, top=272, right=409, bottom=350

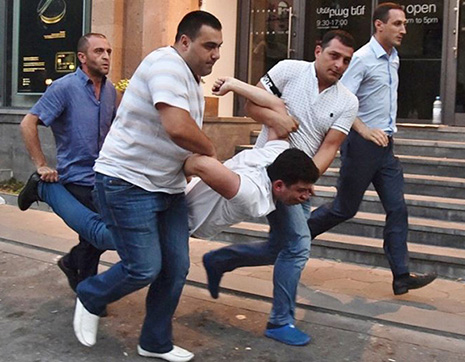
left=1, top=202, right=465, bottom=361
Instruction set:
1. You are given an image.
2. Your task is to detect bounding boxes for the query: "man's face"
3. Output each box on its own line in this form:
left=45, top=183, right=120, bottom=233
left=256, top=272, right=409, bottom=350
left=183, top=25, right=222, bottom=77
left=273, top=180, right=314, bottom=205
left=376, top=9, right=407, bottom=49
left=314, top=38, right=354, bottom=87
left=78, top=36, right=112, bottom=77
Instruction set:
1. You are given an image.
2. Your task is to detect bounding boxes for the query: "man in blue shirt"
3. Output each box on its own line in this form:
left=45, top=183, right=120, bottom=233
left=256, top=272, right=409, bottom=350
left=308, top=2, right=437, bottom=295
left=18, top=33, right=117, bottom=292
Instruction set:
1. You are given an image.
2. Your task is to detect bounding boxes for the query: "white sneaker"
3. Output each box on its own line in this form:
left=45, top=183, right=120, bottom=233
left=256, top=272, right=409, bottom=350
left=137, top=345, right=194, bottom=362
left=73, top=297, right=99, bottom=347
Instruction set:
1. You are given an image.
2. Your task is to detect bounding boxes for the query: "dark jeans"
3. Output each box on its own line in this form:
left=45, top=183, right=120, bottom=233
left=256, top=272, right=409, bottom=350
left=308, top=130, right=410, bottom=277
left=77, top=173, right=190, bottom=352
left=63, top=183, right=104, bottom=282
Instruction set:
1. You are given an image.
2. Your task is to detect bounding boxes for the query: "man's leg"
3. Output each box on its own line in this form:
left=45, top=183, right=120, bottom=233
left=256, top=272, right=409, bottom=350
left=63, top=184, right=104, bottom=283
left=264, top=201, right=312, bottom=346
left=140, top=193, right=190, bottom=354
left=37, top=182, right=114, bottom=250
left=308, top=131, right=380, bottom=238
left=373, top=146, right=436, bottom=294
left=75, top=175, right=165, bottom=344
left=372, top=147, right=410, bottom=277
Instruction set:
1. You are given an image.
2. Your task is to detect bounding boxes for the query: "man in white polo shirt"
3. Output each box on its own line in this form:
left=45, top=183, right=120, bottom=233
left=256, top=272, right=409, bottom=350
left=72, top=11, right=222, bottom=362
left=202, top=30, right=359, bottom=346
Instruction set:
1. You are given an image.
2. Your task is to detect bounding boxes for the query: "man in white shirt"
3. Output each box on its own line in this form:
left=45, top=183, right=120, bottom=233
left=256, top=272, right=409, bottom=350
left=73, top=11, right=222, bottom=362
left=202, top=30, right=359, bottom=346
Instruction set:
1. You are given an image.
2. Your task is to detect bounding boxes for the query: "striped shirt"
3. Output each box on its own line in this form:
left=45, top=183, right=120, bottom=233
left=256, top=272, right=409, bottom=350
left=255, top=60, right=358, bottom=157
left=95, top=46, right=205, bottom=193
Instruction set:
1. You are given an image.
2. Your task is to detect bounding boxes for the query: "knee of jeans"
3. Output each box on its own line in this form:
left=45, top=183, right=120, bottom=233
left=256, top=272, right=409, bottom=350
left=281, top=238, right=310, bottom=262
left=126, top=264, right=160, bottom=286
left=386, top=203, right=408, bottom=221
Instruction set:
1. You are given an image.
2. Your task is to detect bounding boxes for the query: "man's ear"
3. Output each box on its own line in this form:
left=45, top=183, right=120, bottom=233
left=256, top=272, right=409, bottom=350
left=314, top=45, right=322, bottom=58
left=272, top=180, right=285, bottom=192
left=77, top=51, right=86, bottom=64
left=374, top=19, right=384, bottom=33
left=179, top=34, right=191, bottom=51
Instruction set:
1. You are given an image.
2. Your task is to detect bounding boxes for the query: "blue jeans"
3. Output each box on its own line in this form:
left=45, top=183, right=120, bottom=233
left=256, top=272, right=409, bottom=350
left=38, top=182, right=114, bottom=251
left=308, top=131, right=409, bottom=277
left=76, top=173, right=190, bottom=353
left=206, top=200, right=311, bottom=326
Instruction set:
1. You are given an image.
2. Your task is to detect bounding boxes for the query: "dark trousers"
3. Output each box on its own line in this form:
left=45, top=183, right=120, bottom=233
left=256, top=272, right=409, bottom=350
left=63, top=183, right=104, bottom=282
left=308, top=130, right=410, bottom=277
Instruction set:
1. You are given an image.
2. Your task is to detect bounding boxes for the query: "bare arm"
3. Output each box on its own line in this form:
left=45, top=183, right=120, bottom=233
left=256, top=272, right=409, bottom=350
left=212, top=77, right=287, bottom=114
left=244, top=83, right=298, bottom=139
left=157, top=103, right=216, bottom=158
left=184, top=154, right=240, bottom=200
left=20, top=113, right=58, bottom=182
left=312, top=129, right=347, bottom=175
left=352, top=117, right=389, bottom=147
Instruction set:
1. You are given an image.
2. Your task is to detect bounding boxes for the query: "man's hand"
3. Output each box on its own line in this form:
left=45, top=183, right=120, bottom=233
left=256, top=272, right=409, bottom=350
left=358, top=127, right=389, bottom=147
left=37, top=166, right=59, bottom=182
left=212, top=77, right=236, bottom=96
left=271, top=115, right=299, bottom=139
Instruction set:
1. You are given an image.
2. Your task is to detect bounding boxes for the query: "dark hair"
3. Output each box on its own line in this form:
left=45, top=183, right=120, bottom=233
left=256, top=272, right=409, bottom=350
left=175, top=10, right=222, bottom=42
left=320, top=30, right=355, bottom=50
left=267, top=148, right=320, bottom=186
left=77, top=33, right=107, bottom=53
left=373, top=2, right=404, bottom=27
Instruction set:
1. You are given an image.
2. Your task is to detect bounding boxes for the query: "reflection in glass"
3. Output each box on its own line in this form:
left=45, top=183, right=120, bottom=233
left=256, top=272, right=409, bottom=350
left=248, top=0, right=293, bottom=85
left=456, top=1, right=465, bottom=113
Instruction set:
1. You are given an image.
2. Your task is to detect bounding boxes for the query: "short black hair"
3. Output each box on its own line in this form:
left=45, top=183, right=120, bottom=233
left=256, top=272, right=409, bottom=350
left=175, top=11, right=222, bottom=42
left=267, top=148, right=320, bottom=186
left=373, top=2, right=404, bottom=27
left=321, top=30, right=355, bottom=50
left=77, top=33, right=107, bottom=53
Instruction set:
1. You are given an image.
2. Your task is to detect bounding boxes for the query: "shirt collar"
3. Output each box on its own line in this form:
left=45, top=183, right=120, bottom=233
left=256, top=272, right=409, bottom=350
left=369, top=36, right=398, bottom=60
left=76, top=66, right=107, bottom=86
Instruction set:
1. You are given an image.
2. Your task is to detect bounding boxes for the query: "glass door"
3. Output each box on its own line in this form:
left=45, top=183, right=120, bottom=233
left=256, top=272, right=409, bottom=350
left=235, top=0, right=306, bottom=115
left=454, top=0, right=465, bottom=123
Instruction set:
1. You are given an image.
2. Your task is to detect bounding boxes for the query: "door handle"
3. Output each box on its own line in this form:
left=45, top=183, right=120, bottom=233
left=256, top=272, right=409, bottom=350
left=287, top=6, right=295, bottom=58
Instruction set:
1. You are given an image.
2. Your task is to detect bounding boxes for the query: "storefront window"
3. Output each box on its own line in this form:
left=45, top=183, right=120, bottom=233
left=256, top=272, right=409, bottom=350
left=248, top=0, right=294, bottom=85
left=0, top=0, right=90, bottom=108
left=305, top=0, right=373, bottom=59
left=397, top=0, right=443, bottom=120
left=456, top=0, right=465, bottom=113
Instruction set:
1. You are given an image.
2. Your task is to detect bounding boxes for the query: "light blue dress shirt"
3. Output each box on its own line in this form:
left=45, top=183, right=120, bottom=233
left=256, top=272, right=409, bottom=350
left=341, top=36, right=400, bottom=134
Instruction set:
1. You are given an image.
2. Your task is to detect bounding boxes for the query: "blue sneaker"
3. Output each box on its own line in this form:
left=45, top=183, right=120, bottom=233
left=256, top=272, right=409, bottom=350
left=265, top=324, right=311, bottom=346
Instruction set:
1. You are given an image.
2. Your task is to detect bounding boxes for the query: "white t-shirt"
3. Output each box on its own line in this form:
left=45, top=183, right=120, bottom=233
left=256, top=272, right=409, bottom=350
left=95, top=47, right=205, bottom=193
left=187, top=140, right=289, bottom=239
left=256, top=60, right=358, bottom=157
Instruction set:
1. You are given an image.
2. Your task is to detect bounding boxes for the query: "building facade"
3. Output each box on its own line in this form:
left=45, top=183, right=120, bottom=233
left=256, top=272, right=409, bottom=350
left=0, top=0, right=464, bottom=179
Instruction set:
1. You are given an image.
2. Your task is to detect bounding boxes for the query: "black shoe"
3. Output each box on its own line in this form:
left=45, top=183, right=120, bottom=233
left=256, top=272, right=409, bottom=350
left=393, top=272, right=437, bottom=295
left=57, top=255, right=79, bottom=292
left=17, top=172, right=41, bottom=211
left=202, top=252, right=223, bottom=299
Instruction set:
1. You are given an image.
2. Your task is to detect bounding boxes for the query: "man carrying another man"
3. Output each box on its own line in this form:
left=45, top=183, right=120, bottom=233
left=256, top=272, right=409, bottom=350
left=18, top=33, right=116, bottom=292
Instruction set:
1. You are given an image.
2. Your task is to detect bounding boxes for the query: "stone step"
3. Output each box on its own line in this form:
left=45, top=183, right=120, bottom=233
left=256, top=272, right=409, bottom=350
left=393, top=138, right=465, bottom=159
left=318, top=168, right=465, bottom=199
left=396, top=123, right=465, bottom=142
left=214, top=222, right=465, bottom=279
left=330, top=154, right=465, bottom=178
left=221, top=210, right=465, bottom=250
left=315, top=211, right=465, bottom=250
left=312, top=185, right=465, bottom=223
left=250, top=125, right=465, bottom=144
